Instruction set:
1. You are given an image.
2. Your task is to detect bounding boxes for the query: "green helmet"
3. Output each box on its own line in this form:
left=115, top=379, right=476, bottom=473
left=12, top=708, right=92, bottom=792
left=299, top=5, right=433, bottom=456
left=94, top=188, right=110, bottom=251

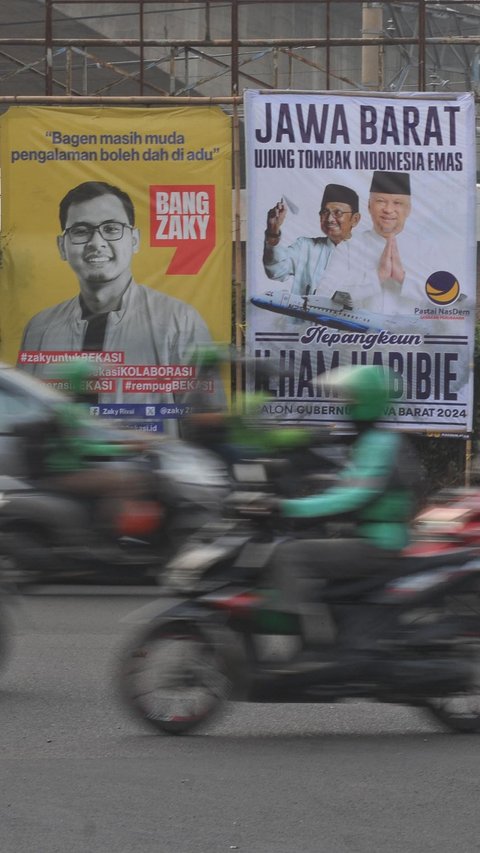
left=326, top=365, right=390, bottom=422
left=57, top=358, right=95, bottom=395
left=192, top=343, right=231, bottom=369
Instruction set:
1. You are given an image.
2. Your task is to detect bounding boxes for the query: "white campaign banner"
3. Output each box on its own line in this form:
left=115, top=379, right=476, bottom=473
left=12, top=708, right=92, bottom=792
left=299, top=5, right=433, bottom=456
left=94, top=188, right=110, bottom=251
left=244, top=90, right=477, bottom=433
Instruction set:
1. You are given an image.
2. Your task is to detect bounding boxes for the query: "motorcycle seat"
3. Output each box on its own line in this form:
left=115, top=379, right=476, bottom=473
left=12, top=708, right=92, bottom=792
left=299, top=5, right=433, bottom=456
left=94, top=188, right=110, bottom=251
left=321, top=547, right=475, bottom=602
left=322, top=575, right=389, bottom=601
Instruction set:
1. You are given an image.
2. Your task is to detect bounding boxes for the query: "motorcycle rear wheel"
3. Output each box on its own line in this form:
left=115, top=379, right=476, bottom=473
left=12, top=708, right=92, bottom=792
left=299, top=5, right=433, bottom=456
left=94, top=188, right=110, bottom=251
left=117, top=620, right=233, bottom=735
left=420, top=596, right=480, bottom=733
left=0, top=601, right=10, bottom=671
left=423, top=670, right=480, bottom=734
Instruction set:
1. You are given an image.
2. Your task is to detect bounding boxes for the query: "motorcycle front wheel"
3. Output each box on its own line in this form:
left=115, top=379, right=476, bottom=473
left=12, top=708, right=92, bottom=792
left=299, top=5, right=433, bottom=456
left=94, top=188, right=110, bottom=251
left=117, top=619, right=233, bottom=735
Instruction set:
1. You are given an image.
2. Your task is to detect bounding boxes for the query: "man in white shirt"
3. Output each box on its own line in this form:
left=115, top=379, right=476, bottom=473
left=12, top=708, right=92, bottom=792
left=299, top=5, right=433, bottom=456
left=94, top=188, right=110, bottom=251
left=18, top=181, right=222, bottom=435
left=262, top=183, right=361, bottom=297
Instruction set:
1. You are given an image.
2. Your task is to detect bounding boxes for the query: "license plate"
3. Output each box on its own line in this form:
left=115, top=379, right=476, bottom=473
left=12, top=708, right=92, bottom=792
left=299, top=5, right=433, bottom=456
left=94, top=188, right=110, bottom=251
left=232, top=463, right=267, bottom=483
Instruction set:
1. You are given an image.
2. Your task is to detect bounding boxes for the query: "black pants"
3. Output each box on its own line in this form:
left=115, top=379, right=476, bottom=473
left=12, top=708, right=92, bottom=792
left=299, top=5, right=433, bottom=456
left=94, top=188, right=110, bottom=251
left=270, top=539, right=404, bottom=651
left=270, top=537, right=402, bottom=643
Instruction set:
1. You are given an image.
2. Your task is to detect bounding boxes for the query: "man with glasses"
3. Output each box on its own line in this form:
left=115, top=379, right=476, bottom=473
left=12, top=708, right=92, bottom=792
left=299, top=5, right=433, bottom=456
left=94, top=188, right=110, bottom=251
left=262, top=183, right=361, bottom=297
left=19, top=181, right=219, bottom=434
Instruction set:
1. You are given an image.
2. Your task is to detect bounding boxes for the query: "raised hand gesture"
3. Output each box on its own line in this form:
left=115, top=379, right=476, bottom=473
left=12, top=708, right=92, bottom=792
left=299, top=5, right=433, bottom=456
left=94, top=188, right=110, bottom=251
left=266, top=199, right=287, bottom=238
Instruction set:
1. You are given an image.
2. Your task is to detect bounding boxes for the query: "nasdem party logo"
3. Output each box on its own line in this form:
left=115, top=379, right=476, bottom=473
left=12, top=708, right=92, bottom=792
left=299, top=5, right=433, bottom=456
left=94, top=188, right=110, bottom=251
left=425, top=270, right=460, bottom=306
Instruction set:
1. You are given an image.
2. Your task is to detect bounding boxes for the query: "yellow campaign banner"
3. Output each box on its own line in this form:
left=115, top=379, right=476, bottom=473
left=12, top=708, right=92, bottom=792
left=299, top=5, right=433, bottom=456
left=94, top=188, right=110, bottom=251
left=0, top=106, right=232, bottom=434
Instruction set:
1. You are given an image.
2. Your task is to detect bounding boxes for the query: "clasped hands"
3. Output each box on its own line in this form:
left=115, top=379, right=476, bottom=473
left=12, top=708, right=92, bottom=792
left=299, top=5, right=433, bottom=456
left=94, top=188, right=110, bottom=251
left=378, top=235, right=405, bottom=287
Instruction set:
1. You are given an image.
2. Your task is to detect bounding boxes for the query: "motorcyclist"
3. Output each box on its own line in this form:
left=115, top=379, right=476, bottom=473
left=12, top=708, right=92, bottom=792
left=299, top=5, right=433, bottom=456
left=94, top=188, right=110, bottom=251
left=183, top=345, right=322, bottom=465
left=20, top=358, right=159, bottom=542
left=265, top=365, right=421, bottom=649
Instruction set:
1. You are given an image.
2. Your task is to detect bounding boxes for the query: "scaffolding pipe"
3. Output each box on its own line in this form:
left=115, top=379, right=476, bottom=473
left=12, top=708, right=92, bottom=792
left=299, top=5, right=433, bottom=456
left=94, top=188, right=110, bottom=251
left=45, top=0, right=53, bottom=95
left=419, top=0, right=427, bottom=89
left=231, top=0, right=239, bottom=94
left=0, top=37, right=443, bottom=47
left=139, top=0, right=145, bottom=95
left=0, top=89, right=471, bottom=105
left=362, top=3, right=384, bottom=90
left=325, top=0, right=331, bottom=89
left=232, top=98, right=243, bottom=398
left=0, top=95, right=241, bottom=105
left=66, top=47, right=73, bottom=95
left=49, top=0, right=475, bottom=5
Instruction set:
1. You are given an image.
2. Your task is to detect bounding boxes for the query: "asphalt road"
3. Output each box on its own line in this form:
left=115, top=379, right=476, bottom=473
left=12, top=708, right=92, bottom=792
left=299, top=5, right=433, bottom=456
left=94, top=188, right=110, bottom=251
left=1, top=586, right=480, bottom=853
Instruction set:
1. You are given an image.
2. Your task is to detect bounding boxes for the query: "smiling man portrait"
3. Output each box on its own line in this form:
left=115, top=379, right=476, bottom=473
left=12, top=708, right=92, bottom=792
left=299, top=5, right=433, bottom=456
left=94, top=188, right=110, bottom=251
left=18, top=181, right=220, bottom=433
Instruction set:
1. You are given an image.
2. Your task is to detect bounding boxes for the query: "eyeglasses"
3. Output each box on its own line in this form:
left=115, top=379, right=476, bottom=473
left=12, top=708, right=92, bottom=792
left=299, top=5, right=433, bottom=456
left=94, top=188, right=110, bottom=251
left=63, top=221, right=133, bottom=244
left=319, top=208, right=352, bottom=220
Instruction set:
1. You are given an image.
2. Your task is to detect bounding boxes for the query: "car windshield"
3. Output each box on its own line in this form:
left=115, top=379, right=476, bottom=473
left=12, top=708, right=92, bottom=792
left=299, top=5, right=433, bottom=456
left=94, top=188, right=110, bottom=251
left=0, top=363, right=67, bottom=404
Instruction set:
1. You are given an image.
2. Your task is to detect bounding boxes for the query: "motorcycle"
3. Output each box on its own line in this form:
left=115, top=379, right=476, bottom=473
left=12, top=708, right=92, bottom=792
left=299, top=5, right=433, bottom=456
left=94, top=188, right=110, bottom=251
left=0, top=407, right=351, bottom=585
left=117, top=470, right=480, bottom=735
left=0, top=438, right=231, bottom=585
left=184, top=416, right=350, bottom=499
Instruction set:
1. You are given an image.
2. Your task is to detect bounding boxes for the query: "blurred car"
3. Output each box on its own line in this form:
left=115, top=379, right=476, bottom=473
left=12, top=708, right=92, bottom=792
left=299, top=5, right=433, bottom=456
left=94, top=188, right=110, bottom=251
left=0, top=362, right=75, bottom=478
left=0, top=361, right=137, bottom=478
left=0, top=360, right=220, bottom=471
left=0, top=363, right=232, bottom=583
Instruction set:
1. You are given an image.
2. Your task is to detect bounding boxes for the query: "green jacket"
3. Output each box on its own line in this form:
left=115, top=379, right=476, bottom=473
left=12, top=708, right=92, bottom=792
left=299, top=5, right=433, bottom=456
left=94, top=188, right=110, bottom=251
left=43, top=404, right=136, bottom=474
left=281, top=428, right=418, bottom=550
left=227, top=392, right=313, bottom=454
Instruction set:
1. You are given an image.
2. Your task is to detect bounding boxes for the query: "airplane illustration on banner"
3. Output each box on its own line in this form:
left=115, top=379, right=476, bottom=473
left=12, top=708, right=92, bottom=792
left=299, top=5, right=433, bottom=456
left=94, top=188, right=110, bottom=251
left=250, top=289, right=427, bottom=334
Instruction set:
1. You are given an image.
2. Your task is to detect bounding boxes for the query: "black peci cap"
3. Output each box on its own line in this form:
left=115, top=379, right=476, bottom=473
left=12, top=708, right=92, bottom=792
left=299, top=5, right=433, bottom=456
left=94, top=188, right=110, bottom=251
left=321, top=184, right=359, bottom=213
left=369, top=171, right=411, bottom=195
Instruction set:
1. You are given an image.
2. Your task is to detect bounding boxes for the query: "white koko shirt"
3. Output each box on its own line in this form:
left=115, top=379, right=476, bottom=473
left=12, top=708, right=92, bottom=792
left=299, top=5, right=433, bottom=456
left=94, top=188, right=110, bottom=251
left=263, top=235, right=336, bottom=296
left=317, top=229, right=446, bottom=314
